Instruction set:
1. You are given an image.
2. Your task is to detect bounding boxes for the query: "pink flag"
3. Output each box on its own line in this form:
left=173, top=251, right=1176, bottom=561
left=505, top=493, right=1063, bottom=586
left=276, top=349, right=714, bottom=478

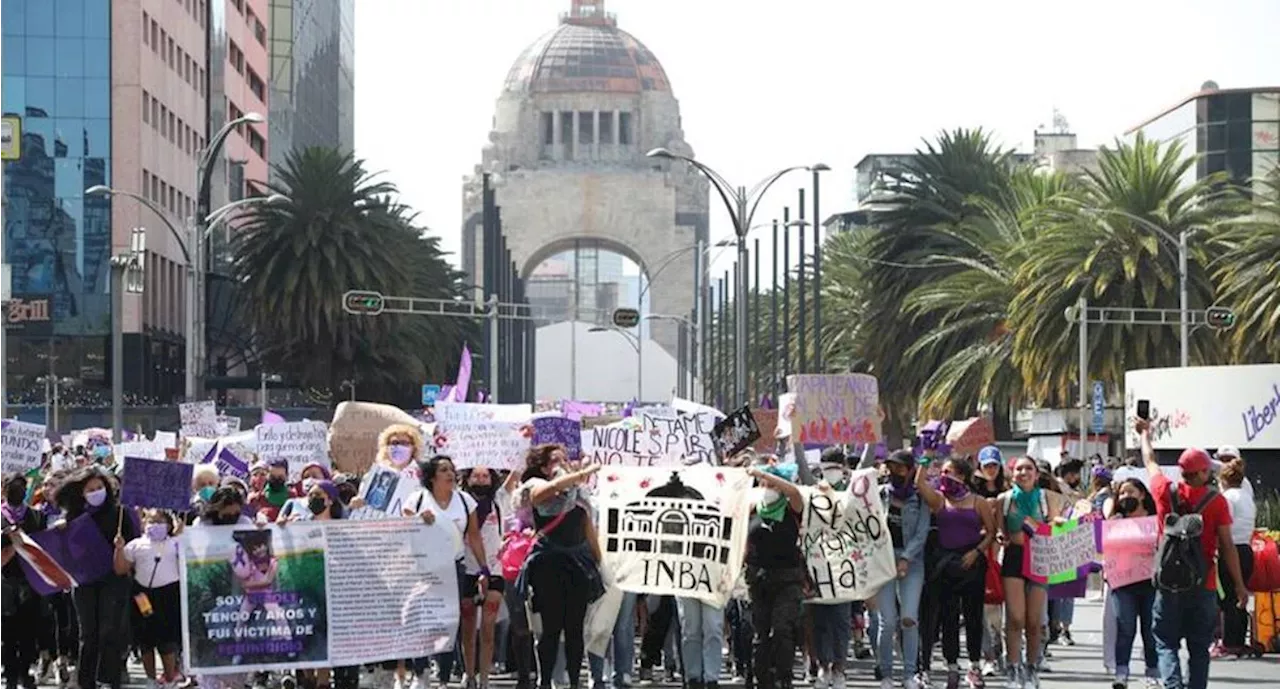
left=452, top=345, right=472, bottom=402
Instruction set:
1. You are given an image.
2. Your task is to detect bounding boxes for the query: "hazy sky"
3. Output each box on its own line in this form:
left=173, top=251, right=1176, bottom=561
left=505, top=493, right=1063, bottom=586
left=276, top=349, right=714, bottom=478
left=354, top=0, right=1280, bottom=278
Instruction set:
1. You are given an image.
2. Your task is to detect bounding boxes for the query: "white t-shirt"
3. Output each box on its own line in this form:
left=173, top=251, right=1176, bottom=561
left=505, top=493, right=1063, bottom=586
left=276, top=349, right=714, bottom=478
left=122, top=536, right=181, bottom=588
left=1225, top=483, right=1256, bottom=545
left=464, top=489, right=506, bottom=575
left=408, top=489, right=476, bottom=566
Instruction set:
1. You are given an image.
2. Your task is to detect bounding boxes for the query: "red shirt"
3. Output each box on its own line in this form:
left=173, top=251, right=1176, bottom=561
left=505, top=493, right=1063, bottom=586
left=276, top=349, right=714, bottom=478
left=1150, top=473, right=1232, bottom=590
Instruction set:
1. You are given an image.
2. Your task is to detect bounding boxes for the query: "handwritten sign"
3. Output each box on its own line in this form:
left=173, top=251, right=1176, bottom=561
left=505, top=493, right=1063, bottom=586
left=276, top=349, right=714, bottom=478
left=1101, top=516, right=1159, bottom=588
left=256, top=421, right=330, bottom=479
left=712, top=405, right=761, bottom=458
left=531, top=416, right=582, bottom=462
left=2, top=419, right=47, bottom=473
left=121, top=457, right=194, bottom=511
left=786, top=374, right=881, bottom=446
left=113, top=441, right=166, bottom=461
left=180, top=400, right=219, bottom=438
left=799, top=469, right=897, bottom=602
left=752, top=409, right=779, bottom=453
left=1024, top=517, right=1101, bottom=584
left=433, top=402, right=531, bottom=424
left=215, top=415, right=241, bottom=435
left=435, top=420, right=531, bottom=470
left=581, top=414, right=714, bottom=468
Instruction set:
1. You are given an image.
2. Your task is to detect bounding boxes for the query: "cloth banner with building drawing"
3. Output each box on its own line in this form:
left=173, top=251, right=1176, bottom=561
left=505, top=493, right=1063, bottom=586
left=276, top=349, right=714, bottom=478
left=597, top=465, right=752, bottom=607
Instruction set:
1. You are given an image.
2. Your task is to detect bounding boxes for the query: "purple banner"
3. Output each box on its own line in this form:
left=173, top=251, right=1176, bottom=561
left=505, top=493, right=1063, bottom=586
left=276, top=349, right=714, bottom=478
left=23, top=513, right=115, bottom=593
left=561, top=400, right=602, bottom=421
left=121, top=457, right=194, bottom=511
left=532, top=416, right=582, bottom=462
left=205, top=445, right=248, bottom=478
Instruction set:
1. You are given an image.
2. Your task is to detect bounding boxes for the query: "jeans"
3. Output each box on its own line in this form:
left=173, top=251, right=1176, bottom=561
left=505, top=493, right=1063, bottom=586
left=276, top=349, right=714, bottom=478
left=640, top=596, right=676, bottom=671
left=1110, top=585, right=1158, bottom=679
left=611, top=592, right=637, bottom=686
left=676, top=598, right=724, bottom=682
left=874, top=558, right=925, bottom=680
left=1153, top=587, right=1217, bottom=689
left=810, top=603, right=852, bottom=666
left=1218, top=544, right=1253, bottom=648
left=72, top=575, right=131, bottom=689
left=748, top=567, right=805, bottom=689
left=1050, top=597, right=1076, bottom=629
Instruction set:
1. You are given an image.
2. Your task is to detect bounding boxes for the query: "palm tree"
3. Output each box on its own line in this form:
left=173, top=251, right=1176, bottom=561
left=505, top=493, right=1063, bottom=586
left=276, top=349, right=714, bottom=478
left=1009, top=134, right=1239, bottom=405
left=230, top=147, right=472, bottom=403
left=1211, top=166, right=1280, bottom=362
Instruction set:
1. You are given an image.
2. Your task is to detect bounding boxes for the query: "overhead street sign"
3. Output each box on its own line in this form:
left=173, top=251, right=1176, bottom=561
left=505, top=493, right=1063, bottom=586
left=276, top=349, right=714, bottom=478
left=421, top=384, right=441, bottom=406
left=612, top=307, right=640, bottom=328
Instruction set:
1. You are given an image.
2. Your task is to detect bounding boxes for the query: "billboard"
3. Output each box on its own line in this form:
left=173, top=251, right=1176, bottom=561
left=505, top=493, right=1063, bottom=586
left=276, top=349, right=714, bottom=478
left=1124, top=364, right=1280, bottom=451
left=4, top=294, right=53, bottom=336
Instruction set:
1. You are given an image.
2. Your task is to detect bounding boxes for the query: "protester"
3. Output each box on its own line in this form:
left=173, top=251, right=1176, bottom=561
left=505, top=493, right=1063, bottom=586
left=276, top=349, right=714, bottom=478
left=31, top=470, right=77, bottom=687
left=3, top=471, right=46, bottom=689
left=972, top=447, right=1009, bottom=499
left=248, top=458, right=292, bottom=522
left=1105, top=479, right=1161, bottom=689
left=809, top=448, right=853, bottom=689
left=1134, top=419, right=1247, bottom=689
left=743, top=455, right=807, bottom=689
left=189, top=488, right=256, bottom=689
left=513, top=445, right=603, bottom=689
left=461, top=466, right=507, bottom=689
left=113, top=508, right=182, bottom=689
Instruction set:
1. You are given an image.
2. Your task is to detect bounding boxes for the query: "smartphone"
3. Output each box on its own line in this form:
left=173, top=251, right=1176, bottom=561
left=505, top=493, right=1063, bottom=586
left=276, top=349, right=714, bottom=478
left=1137, top=399, right=1150, bottom=421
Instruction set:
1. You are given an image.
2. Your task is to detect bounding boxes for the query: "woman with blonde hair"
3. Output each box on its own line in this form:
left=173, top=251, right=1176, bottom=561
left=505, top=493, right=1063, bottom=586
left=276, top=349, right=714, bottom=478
left=348, top=424, right=426, bottom=512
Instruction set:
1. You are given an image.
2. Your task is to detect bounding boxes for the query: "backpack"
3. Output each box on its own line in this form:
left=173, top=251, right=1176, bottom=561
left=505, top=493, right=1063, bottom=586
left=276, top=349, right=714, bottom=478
left=1152, top=487, right=1218, bottom=593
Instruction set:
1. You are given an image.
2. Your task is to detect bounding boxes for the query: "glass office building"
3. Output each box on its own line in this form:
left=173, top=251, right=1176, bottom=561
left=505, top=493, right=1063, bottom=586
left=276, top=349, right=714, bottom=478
left=3, top=0, right=115, bottom=406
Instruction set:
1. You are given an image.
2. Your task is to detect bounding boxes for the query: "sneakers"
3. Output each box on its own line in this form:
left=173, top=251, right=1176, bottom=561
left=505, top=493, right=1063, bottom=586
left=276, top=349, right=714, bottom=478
left=813, top=668, right=828, bottom=689
left=965, top=667, right=984, bottom=688
left=945, top=668, right=960, bottom=689
left=463, top=676, right=478, bottom=689
left=1059, top=629, right=1074, bottom=647
left=980, top=660, right=998, bottom=678
left=407, top=675, right=423, bottom=689
left=1003, top=664, right=1022, bottom=689
left=904, top=676, right=921, bottom=689
left=1111, top=675, right=1128, bottom=689
left=636, top=668, right=653, bottom=684
left=916, top=671, right=932, bottom=688
left=1024, top=667, right=1040, bottom=689
left=829, top=672, right=845, bottom=689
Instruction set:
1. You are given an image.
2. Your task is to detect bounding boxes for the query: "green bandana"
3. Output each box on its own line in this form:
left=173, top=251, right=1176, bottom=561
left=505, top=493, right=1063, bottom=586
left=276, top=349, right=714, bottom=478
left=265, top=483, right=291, bottom=508
left=757, top=496, right=787, bottom=523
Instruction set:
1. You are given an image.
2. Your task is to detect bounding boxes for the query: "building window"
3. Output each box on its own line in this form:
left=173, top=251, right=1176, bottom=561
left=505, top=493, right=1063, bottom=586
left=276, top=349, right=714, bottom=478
left=254, top=18, right=267, bottom=46
left=143, top=170, right=151, bottom=198
left=197, top=67, right=205, bottom=94
left=542, top=112, right=554, bottom=145
left=248, top=69, right=265, bottom=102
left=167, top=37, right=175, bottom=68
left=578, top=112, right=594, bottom=145
left=168, top=112, right=175, bottom=143
left=229, top=41, right=244, bottom=75
left=559, top=112, right=573, bottom=150
left=143, top=12, right=149, bottom=46
left=185, top=55, right=192, bottom=84
left=248, top=128, right=266, bottom=158
left=142, top=90, right=149, bottom=123
left=619, top=112, right=632, bottom=146
left=233, top=0, right=243, bottom=14
left=151, top=174, right=160, bottom=202
left=160, top=105, right=168, bottom=137
left=151, top=21, right=159, bottom=53
left=599, top=112, right=614, bottom=144
left=151, top=97, right=159, bottom=129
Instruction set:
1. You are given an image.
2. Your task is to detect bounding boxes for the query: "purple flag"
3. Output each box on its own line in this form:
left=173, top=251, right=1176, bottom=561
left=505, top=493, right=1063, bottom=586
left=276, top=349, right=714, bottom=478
left=24, top=514, right=115, bottom=593
left=453, top=345, right=472, bottom=403
left=561, top=400, right=602, bottom=421
left=262, top=410, right=285, bottom=425
left=438, top=385, right=455, bottom=404
left=759, top=394, right=773, bottom=410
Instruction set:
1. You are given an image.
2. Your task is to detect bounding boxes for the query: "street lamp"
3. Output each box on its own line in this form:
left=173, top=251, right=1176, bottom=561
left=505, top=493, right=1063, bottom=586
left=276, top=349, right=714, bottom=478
left=260, top=372, right=283, bottom=416
left=109, top=228, right=147, bottom=443
left=86, top=180, right=284, bottom=401
left=647, top=148, right=828, bottom=405
left=588, top=326, right=641, bottom=401
left=339, top=379, right=356, bottom=402
left=35, top=375, right=75, bottom=433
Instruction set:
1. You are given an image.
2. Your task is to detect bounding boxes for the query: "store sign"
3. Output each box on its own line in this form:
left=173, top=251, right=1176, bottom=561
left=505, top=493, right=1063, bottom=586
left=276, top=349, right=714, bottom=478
left=1124, top=364, right=1280, bottom=450
left=5, top=295, right=53, bottom=335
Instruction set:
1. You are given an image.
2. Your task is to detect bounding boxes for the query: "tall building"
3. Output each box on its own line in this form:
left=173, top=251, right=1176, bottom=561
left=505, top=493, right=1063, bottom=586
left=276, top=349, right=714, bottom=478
left=210, top=0, right=271, bottom=204
left=3, top=0, right=210, bottom=407
left=266, top=0, right=355, bottom=179
left=1126, top=82, right=1279, bottom=190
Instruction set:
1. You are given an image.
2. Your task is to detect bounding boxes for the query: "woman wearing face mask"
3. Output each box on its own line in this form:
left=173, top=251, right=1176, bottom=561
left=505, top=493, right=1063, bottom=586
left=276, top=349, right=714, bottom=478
left=113, top=509, right=182, bottom=689
left=348, top=425, right=426, bottom=514
left=513, top=445, right=603, bottom=689
left=31, top=470, right=78, bottom=687
left=190, top=489, right=255, bottom=689
left=3, top=472, right=48, bottom=689
left=806, top=449, right=852, bottom=689
left=916, top=459, right=996, bottom=689
left=189, top=465, right=221, bottom=522
left=869, top=450, right=932, bottom=689
left=249, top=458, right=293, bottom=522
left=1103, top=479, right=1159, bottom=689
left=54, top=466, right=140, bottom=689
left=405, top=457, right=490, bottom=689
left=457, top=467, right=507, bottom=689
left=997, top=457, right=1065, bottom=689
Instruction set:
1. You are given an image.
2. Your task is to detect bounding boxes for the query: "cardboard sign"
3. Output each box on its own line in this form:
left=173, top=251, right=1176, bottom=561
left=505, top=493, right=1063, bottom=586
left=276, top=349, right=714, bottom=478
left=712, top=405, right=761, bottom=459
left=121, top=456, right=195, bottom=511
left=180, top=401, right=219, bottom=438
left=328, top=402, right=420, bottom=475
left=434, top=420, right=531, bottom=470
left=787, top=374, right=882, bottom=446
left=1023, top=516, right=1101, bottom=584
left=2, top=419, right=47, bottom=473
left=1101, top=516, right=1159, bottom=588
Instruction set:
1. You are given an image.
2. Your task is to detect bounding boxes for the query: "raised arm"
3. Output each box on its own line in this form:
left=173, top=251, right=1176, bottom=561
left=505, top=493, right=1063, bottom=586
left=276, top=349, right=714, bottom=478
left=1135, top=418, right=1162, bottom=480
left=748, top=467, right=805, bottom=514
left=529, top=464, right=600, bottom=506
left=915, top=465, right=944, bottom=512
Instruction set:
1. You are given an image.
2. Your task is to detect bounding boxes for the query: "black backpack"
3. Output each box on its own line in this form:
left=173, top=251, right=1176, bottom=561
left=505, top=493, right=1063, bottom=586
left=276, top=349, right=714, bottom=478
left=1152, top=487, right=1218, bottom=593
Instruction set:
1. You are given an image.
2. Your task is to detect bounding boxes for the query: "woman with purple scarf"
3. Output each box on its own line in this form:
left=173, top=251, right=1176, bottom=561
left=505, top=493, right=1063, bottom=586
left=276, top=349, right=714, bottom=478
left=873, top=450, right=931, bottom=689
left=3, top=471, right=48, bottom=689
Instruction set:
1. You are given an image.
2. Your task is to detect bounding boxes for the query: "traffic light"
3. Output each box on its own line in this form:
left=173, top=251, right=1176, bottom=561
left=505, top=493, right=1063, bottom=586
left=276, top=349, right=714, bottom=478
left=1205, top=306, right=1236, bottom=330
left=343, top=290, right=385, bottom=315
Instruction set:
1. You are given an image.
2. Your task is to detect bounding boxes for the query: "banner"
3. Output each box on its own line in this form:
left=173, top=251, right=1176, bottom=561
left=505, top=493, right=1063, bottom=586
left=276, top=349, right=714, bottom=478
left=433, top=402, right=531, bottom=425
left=597, top=465, right=751, bottom=607
left=799, top=469, right=897, bottom=603
left=181, top=519, right=460, bottom=674
left=1101, top=516, right=1159, bottom=588
left=181, top=401, right=220, bottom=439
left=122, top=457, right=195, bottom=511
left=433, top=420, right=531, bottom=470
left=114, top=440, right=167, bottom=461
left=22, top=514, right=114, bottom=595
left=256, top=421, right=331, bottom=480
left=1, top=419, right=46, bottom=473
left=786, top=374, right=882, bottom=446
left=531, top=416, right=582, bottom=462
left=1023, top=516, right=1101, bottom=585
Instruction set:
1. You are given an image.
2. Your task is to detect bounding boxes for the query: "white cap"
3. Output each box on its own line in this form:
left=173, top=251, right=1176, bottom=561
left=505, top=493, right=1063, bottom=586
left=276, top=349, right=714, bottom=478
left=1215, top=445, right=1241, bottom=460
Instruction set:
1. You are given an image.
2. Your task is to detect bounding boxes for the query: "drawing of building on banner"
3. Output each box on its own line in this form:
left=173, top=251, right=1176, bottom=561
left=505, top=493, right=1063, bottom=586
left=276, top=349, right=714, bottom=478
left=607, top=498, right=732, bottom=565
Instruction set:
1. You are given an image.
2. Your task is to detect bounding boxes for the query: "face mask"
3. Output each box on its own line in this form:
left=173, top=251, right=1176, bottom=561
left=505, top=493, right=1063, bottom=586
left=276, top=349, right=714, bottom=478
left=822, top=469, right=848, bottom=488
left=146, top=523, right=169, bottom=541
left=1117, top=496, right=1140, bottom=515
left=469, top=484, right=495, bottom=499
left=212, top=512, right=241, bottom=525
left=762, top=488, right=781, bottom=504
left=267, top=476, right=286, bottom=490
left=5, top=484, right=26, bottom=505
left=93, top=445, right=111, bottom=460
left=197, top=486, right=216, bottom=502
left=938, top=475, right=969, bottom=500
left=308, top=497, right=328, bottom=515
left=388, top=444, right=413, bottom=466
left=84, top=488, right=108, bottom=507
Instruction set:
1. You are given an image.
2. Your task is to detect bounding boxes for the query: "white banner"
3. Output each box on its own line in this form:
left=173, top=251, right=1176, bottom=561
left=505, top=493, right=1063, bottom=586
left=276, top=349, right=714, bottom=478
left=433, top=402, right=532, bottom=424
left=433, top=419, right=530, bottom=470
left=114, top=440, right=167, bottom=461
left=1125, top=364, right=1280, bottom=450
left=256, top=421, right=331, bottom=480
left=2, top=420, right=46, bottom=473
left=799, top=469, right=896, bottom=603
left=597, top=465, right=751, bottom=607
left=180, top=519, right=460, bottom=674
left=181, top=401, right=219, bottom=439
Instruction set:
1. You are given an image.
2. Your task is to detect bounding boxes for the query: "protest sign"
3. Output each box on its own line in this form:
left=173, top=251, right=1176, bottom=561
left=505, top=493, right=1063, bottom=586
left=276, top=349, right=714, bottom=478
left=114, top=440, right=166, bottom=461
left=433, top=402, right=531, bottom=425
left=786, top=374, right=882, bottom=446
left=597, top=465, right=751, bottom=607
left=531, top=416, right=582, bottom=462
left=346, top=465, right=419, bottom=520
left=217, top=415, right=242, bottom=435
left=22, top=514, right=115, bottom=595
left=1101, top=516, right=1159, bottom=588
left=256, top=421, right=330, bottom=479
left=752, top=409, right=779, bottom=453
left=154, top=430, right=179, bottom=449
left=580, top=417, right=709, bottom=468
left=799, top=469, right=897, bottom=602
left=182, top=438, right=218, bottom=465
left=712, top=405, right=761, bottom=459
left=180, top=519, right=460, bottom=674
left=328, top=402, right=421, bottom=475
left=206, top=431, right=255, bottom=479
left=181, top=401, right=220, bottom=438
left=122, top=457, right=195, bottom=511
left=1, top=419, right=46, bottom=472
left=434, top=420, right=531, bottom=470
left=1023, top=517, right=1101, bottom=584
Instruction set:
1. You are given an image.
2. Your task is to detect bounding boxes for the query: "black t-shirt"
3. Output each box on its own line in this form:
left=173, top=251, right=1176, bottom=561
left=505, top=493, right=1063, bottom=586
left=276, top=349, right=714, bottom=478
left=746, top=507, right=802, bottom=570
